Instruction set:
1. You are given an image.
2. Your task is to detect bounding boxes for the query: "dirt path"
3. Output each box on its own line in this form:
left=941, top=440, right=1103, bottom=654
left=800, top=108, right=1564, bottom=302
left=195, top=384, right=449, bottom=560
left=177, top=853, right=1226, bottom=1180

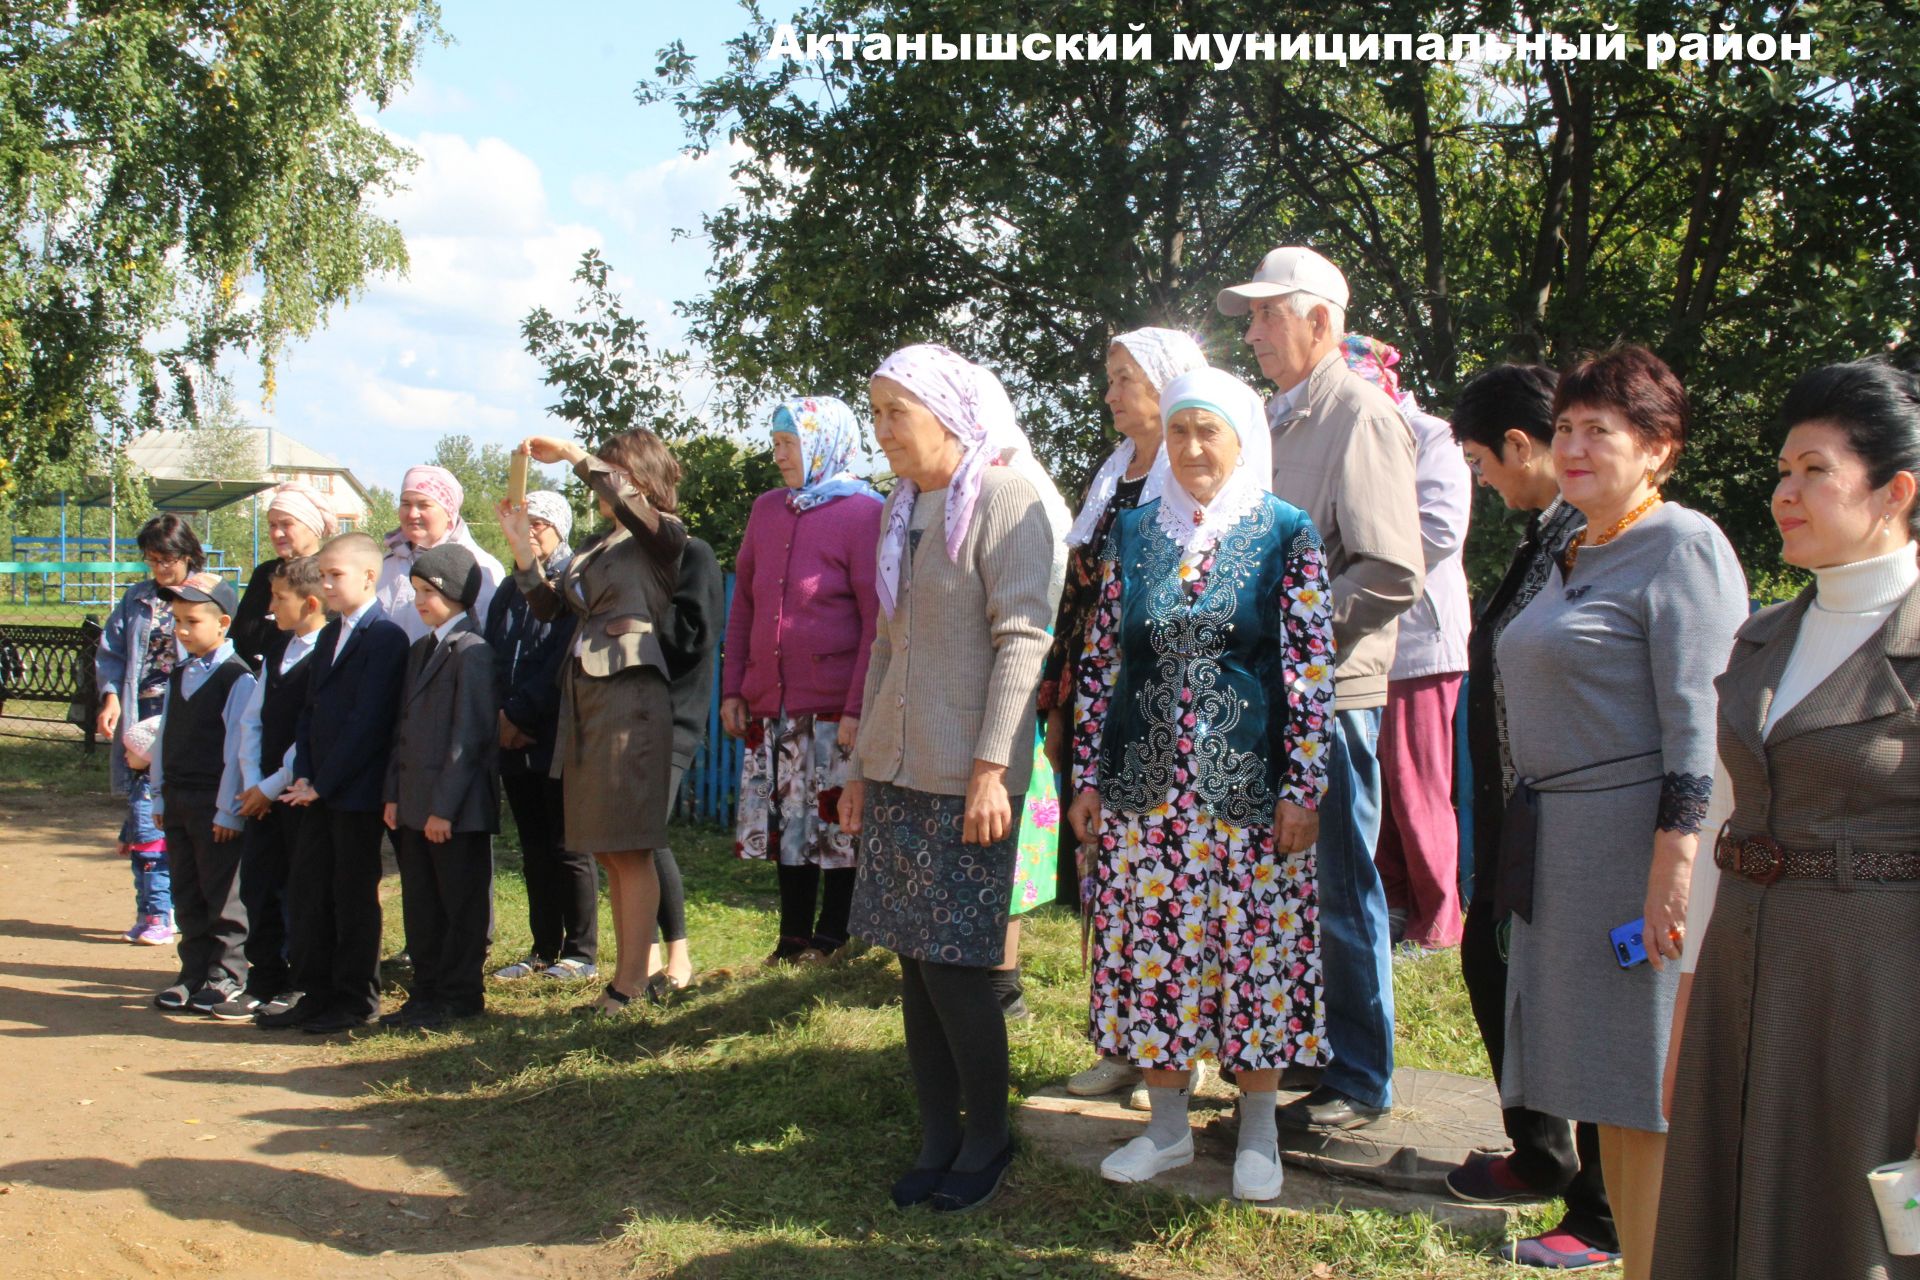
left=0, top=789, right=624, bottom=1280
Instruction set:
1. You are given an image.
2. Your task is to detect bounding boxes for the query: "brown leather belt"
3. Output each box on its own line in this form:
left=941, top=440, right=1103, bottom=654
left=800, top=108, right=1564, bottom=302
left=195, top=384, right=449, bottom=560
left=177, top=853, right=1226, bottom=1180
left=1714, top=830, right=1920, bottom=885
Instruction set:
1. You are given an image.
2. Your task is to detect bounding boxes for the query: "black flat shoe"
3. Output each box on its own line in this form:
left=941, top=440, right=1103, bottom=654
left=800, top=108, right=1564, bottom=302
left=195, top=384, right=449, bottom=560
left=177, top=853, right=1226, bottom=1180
left=573, top=983, right=634, bottom=1015
left=930, top=1143, right=1015, bottom=1214
left=301, top=1008, right=377, bottom=1034
left=1277, top=1085, right=1390, bottom=1132
left=889, top=1165, right=950, bottom=1209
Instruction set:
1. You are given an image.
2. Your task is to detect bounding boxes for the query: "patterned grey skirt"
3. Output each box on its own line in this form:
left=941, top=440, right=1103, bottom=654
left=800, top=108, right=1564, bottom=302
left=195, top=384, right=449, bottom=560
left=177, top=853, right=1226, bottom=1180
left=850, top=781, right=1023, bottom=967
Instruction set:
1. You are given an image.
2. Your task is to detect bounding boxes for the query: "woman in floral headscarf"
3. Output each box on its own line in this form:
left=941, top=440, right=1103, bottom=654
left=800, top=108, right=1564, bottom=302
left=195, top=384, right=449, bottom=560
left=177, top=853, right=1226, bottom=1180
left=840, top=344, right=1067, bottom=1214
left=721, top=397, right=885, bottom=967
left=1067, top=367, right=1335, bottom=1203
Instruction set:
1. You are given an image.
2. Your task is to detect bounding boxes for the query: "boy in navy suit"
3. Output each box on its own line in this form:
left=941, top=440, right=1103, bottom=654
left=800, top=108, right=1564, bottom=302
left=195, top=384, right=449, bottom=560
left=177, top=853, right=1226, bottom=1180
left=263, top=532, right=410, bottom=1034
left=381, top=544, right=500, bottom=1028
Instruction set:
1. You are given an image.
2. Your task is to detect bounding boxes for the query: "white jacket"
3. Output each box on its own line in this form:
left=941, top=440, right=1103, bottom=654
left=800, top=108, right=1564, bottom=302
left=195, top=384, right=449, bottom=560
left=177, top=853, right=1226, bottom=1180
left=1389, top=404, right=1472, bottom=680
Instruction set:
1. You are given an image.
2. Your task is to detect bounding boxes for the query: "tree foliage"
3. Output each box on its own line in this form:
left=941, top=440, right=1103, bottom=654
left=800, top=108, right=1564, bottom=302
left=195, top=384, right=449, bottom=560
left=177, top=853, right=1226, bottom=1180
left=643, top=0, right=1918, bottom=587
left=523, top=249, right=782, bottom=569
left=0, top=0, right=443, bottom=505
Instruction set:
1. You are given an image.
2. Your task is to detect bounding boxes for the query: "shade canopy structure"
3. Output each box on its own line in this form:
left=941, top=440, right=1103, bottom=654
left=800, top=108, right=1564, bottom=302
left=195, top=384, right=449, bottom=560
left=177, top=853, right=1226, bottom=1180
left=65, top=427, right=371, bottom=519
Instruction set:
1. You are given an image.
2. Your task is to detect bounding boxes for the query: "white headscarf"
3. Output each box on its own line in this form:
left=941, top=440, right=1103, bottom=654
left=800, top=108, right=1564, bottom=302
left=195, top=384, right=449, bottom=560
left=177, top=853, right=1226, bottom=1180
left=1065, top=328, right=1209, bottom=548
left=871, top=344, right=1070, bottom=616
left=1148, top=368, right=1273, bottom=555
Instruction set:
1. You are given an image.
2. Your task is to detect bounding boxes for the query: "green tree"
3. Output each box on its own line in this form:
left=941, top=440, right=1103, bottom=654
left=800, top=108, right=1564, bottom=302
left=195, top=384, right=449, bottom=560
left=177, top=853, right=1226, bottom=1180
left=523, top=249, right=783, bottom=568
left=0, top=0, right=443, bottom=505
left=644, top=0, right=1918, bottom=587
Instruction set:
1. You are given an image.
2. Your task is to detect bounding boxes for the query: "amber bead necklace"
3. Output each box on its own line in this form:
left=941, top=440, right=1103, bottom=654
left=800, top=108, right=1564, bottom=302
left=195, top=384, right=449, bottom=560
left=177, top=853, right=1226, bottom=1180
left=1564, top=490, right=1663, bottom=575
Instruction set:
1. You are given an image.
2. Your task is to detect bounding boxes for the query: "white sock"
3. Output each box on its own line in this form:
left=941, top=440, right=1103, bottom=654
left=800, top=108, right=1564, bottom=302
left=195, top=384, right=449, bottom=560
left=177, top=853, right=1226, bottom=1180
left=1144, top=1085, right=1191, bottom=1150
left=1238, top=1089, right=1279, bottom=1154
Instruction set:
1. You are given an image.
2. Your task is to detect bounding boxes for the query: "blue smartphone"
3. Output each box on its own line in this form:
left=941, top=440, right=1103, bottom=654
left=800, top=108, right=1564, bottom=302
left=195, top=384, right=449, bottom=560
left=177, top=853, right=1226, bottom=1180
left=1610, top=918, right=1649, bottom=969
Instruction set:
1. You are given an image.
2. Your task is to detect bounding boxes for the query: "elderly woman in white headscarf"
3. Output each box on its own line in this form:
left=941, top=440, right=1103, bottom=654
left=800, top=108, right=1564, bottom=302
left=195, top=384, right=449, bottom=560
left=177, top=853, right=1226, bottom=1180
left=377, top=464, right=507, bottom=642
left=837, top=343, right=1066, bottom=1215
left=1065, top=368, right=1337, bottom=1203
left=231, top=481, right=338, bottom=667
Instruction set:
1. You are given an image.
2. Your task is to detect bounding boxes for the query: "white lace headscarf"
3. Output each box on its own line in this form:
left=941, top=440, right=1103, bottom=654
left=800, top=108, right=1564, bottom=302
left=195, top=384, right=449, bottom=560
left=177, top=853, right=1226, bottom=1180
left=1148, top=368, right=1273, bottom=555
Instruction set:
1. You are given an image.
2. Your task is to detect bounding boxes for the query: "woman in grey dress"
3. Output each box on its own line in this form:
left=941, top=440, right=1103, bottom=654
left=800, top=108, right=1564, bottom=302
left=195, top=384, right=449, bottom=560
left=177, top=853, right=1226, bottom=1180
left=1494, top=346, right=1746, bottom=1280
left=840, top=343, right=1065, bottom=1214
left=1657, top=358, right=1920, bottom=1280
left=503, top=431, right=687, bottom=1016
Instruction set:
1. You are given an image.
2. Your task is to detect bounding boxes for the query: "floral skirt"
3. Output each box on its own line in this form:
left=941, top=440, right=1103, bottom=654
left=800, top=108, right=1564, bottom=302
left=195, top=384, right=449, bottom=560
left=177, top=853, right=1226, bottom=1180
left=1087, top=791, right=1331, bottom=1073
left=850, top=782, right=1021, bottom=967
left=732, top=714, right=857, bottom=870
left=1010, top=729, right=1060, bottom=916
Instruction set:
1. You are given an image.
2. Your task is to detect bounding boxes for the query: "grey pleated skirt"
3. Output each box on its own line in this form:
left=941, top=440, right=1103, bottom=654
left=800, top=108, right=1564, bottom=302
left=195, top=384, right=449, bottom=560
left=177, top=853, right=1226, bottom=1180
left=1654, top=873, right=1920, bottom=1280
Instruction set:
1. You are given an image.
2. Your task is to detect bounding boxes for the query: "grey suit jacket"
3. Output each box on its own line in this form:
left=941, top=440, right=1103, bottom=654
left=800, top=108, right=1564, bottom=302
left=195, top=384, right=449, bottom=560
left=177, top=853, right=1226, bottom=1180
left=384, top=615, right=500, bottom=833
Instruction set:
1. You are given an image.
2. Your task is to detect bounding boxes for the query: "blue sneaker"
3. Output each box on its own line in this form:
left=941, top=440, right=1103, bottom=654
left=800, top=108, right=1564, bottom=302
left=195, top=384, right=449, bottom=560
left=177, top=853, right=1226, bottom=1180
left=1497, top=1230, right=1622, bottom=1270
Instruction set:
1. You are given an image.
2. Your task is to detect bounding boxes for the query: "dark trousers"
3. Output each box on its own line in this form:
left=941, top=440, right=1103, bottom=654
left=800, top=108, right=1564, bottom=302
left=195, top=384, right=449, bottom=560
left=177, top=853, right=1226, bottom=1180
left=160, top=791, right=249, bottom=991
left=1461, top=895, right=1618, bottom=1249
left=502, top=771, right=597, bottom=965
left=290, top=805, right=386, bottom=1019
left=240, top=804, right=302, bottom=996
left=396, top=828, right=492, bottom=1013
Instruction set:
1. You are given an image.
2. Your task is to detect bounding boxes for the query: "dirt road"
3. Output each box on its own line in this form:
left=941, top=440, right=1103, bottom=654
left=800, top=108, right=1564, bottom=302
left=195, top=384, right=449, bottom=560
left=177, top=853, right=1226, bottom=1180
left=0, top=789, right=621, bottom=1280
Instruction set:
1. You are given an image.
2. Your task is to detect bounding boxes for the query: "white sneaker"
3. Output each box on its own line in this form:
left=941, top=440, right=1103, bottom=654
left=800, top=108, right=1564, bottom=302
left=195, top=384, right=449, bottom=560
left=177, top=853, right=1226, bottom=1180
left=492, top=955, right=544, bottom=980
left=1124, top=1058, right=1212, bottom=1111
left=1100, top=1132, right=1195, bottom=1184
left=1232, top=1144, right=1285, bottom=1202
left=1066, top=1057, right=1142, bottom=1097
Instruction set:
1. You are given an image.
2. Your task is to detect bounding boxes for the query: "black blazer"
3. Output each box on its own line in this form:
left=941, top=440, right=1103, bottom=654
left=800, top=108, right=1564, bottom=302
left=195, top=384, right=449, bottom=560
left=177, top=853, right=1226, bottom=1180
left=663, top=536, right=725, bottom=770
left=385, top=615, right=499, bottom=833
left=293, top=600, right=411, bottom=813
left=230, top=558, right=282, bottom=672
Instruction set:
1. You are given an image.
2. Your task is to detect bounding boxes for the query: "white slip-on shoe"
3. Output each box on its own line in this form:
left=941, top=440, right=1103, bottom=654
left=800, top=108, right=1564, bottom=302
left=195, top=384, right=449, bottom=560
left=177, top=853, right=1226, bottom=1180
left=1067, top=1058, right=1141, bottom=1097
left=1100, top=1132, right=1195, bottom=1184
left=1232, top=1144, right=1285, bottom=1202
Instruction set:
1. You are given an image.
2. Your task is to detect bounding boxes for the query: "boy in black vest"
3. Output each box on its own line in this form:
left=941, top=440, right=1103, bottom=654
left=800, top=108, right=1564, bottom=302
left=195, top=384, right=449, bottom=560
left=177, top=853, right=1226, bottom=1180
left=265, top=532, right=410, bottom=1034
left=381, top=544, right=500, bottom=1028
left=148, top=572, right=257, bottom=1013
left=208, top=555, right=329, bottom=1022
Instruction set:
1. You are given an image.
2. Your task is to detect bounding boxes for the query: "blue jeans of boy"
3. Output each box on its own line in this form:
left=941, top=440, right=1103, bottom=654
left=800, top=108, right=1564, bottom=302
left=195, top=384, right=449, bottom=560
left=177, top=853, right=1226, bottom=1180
left=131, top=847, right=173, bottom=918
left=1316, top=707, right=1397, bottom=1110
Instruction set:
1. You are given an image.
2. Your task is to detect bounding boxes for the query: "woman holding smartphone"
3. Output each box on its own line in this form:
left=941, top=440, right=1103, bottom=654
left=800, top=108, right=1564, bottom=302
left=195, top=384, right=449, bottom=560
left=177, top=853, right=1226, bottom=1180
left=1492, top=347, right=1745, bottom=1280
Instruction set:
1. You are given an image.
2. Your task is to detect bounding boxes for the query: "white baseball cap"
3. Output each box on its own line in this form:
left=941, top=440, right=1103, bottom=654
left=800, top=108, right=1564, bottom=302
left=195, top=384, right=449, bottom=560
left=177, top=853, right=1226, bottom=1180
left=1216, top=246, right=1350, bottom=316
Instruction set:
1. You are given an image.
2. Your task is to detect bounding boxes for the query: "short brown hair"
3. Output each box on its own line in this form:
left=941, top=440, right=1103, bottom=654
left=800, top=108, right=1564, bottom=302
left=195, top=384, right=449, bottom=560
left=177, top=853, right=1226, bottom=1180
left=1553, top=345, right=1689, bottom=481
left=272, top=554, right=324, bottom=600
left=597, top=428, right=681, bottom=514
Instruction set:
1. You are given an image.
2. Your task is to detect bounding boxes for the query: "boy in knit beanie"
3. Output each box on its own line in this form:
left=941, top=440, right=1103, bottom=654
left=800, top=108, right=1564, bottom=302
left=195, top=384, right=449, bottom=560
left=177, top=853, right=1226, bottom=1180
left=379, top=542, right=500, bottom=1028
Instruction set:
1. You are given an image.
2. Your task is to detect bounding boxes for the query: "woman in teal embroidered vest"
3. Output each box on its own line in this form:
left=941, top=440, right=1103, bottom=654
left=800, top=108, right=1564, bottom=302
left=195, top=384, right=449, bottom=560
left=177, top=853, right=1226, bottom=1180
left=1067, top=368, right=1336, bottom=1202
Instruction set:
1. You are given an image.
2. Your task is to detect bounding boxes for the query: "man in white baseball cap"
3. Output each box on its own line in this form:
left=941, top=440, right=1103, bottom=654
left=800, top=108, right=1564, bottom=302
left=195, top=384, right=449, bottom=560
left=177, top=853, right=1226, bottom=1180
left=1218, top=246, right=1424, bottom=1132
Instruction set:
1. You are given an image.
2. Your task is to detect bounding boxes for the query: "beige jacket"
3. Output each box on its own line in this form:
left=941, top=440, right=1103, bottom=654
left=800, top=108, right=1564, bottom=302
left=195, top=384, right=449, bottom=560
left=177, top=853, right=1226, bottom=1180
left=853, top=467, right=1056, bottom=797
left=1269, top=349, right=1425, bottom=710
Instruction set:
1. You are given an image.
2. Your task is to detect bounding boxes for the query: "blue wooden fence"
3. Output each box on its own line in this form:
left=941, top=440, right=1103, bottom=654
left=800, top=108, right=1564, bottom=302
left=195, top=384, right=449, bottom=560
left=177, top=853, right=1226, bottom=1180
left=678, top=573, right=744, bottom=827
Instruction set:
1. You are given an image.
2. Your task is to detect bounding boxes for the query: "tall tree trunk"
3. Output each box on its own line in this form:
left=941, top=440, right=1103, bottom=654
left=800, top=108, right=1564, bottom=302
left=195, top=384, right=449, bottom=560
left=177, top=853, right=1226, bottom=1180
left=1407, top=66, right=1457, bottom=392
left=1516, top=63, right=1577, bottom=362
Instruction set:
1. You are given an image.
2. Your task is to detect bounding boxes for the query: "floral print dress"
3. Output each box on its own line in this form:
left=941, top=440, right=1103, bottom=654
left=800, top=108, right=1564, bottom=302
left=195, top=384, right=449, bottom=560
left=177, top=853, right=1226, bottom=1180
left=1073, top=497, right=1336, bottom=1073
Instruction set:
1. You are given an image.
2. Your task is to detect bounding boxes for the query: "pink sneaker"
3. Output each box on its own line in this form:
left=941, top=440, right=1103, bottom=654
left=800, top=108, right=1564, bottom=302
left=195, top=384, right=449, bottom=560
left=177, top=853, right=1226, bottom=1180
left=134, top=915, right=177, bottom=946
left=124, top=917, right=145, bottom=943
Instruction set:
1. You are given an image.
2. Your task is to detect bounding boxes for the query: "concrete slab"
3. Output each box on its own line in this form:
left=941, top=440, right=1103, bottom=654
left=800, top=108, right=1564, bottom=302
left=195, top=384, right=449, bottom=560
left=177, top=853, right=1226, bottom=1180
left=1021, top=1067, right=1520, bottom=1226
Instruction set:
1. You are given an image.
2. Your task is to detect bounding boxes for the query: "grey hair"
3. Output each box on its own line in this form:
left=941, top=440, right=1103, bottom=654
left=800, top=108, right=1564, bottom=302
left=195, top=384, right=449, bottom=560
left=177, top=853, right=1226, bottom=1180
left=1285, top=290, right=1345, bottom=338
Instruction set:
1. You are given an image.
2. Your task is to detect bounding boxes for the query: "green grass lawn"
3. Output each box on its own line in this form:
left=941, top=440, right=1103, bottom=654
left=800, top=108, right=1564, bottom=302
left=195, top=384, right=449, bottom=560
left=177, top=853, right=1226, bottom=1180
left=2, top=736, right=1555, bottom=1278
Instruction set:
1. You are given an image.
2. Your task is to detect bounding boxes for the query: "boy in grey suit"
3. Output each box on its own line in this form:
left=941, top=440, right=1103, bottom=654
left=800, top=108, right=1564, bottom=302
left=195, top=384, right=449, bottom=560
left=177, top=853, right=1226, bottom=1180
left=381, top=543, right=500, bottom=1028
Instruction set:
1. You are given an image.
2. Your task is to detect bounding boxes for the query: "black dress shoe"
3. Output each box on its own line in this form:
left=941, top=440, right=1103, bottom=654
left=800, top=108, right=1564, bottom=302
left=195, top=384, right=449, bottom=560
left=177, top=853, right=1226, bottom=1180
left=1279, top=1063, right=1324, bottom=1092
left=301, top=1008, right=377, bottom=1034
left=153, top=984, right=192, bottom=1011
left=930, top=1143, right=1015, bottom=1214
left=889, top=1165, right=950, bottom=1209
left=377, top=1001, right=434, bottom=1028
left=1277, top=1086, right=1390, bottom=1132
left=256, top=997, right=327, bottom=1029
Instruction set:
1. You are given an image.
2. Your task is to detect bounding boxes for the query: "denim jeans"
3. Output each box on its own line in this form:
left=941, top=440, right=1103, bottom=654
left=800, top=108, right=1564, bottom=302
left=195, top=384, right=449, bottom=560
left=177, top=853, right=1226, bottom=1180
left=131, top=847, right=173, bottom=918
left=1316, top=707, right=1396, bottom=1108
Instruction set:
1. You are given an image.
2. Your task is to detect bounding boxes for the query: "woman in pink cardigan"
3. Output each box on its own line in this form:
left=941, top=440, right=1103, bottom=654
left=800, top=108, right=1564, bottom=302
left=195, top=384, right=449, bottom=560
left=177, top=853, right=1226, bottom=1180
left=722, top=396, right=884, bottom=965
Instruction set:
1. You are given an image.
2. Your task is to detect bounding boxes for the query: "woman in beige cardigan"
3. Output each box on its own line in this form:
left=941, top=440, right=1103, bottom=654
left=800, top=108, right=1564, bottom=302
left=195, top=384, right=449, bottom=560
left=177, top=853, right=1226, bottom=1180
left=840, top=343, right=1065, bottom=1215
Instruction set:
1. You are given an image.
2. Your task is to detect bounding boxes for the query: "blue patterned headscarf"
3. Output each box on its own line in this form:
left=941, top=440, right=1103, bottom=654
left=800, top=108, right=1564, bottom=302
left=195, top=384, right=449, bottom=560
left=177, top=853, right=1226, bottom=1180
left=769, top=396, right=881, bottom=513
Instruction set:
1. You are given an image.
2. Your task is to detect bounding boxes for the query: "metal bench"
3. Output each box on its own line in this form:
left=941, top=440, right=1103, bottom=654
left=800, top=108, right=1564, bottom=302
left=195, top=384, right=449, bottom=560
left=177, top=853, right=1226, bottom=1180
left=0, top=619, right=103, bottom=749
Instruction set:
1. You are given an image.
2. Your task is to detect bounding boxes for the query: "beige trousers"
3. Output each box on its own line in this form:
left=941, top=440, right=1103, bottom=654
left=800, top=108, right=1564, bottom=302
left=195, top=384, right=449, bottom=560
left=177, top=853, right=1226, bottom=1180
left=1597, top=1123, right=1668, bottom=1280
